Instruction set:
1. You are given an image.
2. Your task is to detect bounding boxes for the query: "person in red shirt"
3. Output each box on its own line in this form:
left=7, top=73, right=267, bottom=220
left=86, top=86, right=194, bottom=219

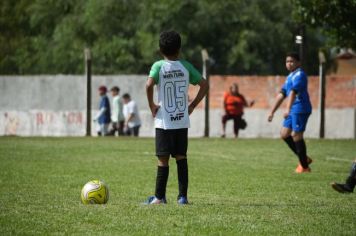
left=221, top=83, right=254, bottom=138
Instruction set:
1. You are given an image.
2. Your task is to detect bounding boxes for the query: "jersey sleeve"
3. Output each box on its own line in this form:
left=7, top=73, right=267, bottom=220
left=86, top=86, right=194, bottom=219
left=148, top=61, right=163, bottom=84
left=280, top=83, right=287, bottom=97
left=128, top=102, right=135, bottom=115
left=292, top=71, right=306, bottom=94
left=181, top=60, right=202, bottom=85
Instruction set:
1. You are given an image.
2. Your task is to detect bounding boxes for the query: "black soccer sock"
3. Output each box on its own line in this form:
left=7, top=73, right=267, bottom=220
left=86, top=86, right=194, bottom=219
left=345, top=162, right=356, bottom=190
left=283, top=136, right=298, bottom=155
left=295, top=139, right=308, bottom=169
left=155, top=166, right=169, bottom=199
left=176, top=159, right=188, bottom=198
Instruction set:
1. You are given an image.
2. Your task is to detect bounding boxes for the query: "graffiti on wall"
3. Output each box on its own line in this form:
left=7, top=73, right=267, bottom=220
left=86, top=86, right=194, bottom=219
left=35, top=111, right=83, bottom=126
left=65, top=112, right=83, bottom=125
left=1, top=111, right=85, bottom=136
left=36, top=112, right=54, bottom=126
left=4, top=112, right=20, bottom=135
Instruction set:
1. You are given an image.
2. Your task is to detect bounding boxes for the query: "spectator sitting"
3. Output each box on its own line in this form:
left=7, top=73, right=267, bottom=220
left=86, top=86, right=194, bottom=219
left=221, top=83, right=254, bottom=138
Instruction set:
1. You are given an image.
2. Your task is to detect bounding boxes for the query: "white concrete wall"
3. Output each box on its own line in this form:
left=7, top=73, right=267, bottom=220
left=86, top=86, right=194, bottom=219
left=0, top=75, right=355, bottom=138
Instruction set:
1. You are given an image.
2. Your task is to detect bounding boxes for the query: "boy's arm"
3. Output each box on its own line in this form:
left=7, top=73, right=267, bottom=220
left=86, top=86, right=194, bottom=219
left=146, top=77, right=160, bottom=117
left=188, top=79, right=209, bottom=115
left=125, top=113, right=135, bottom=126
left=284, top=90, right=296, bottom=118
left=125, top=104, right=136, bottom=125
left=241, top=95, right=254, bottom=107
left=94, top=107, right=106, bottom=121
left=244, top=96, right=248, bottom=107
left=268, top=93, right=285, bottom=122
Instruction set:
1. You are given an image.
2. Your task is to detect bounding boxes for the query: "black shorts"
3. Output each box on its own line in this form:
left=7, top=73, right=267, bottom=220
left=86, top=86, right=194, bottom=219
left=125, top=125, right=140, bottom=137
left=155, top=128, right=188, bottom=157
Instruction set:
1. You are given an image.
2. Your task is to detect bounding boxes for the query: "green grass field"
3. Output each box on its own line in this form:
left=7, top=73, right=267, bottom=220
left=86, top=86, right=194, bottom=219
left=0, top=137, right=355, bottom=235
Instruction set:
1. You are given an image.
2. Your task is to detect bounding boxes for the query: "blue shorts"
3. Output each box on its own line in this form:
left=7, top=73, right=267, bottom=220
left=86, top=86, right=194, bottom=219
left=283, top=113, right=311, bottom=132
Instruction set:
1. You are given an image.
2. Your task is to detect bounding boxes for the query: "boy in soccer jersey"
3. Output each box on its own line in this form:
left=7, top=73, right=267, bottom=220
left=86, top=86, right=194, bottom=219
left=109, top=86, right=125, bottom=136
left=145, top=30, right=209, bottom=204
left=331, top=160, right=356, bottom=193
left=268, top=52, right=312, bottom=173
left=122, top=93, right=141, bottom=137
left=94, top=86, right=111, bottom=136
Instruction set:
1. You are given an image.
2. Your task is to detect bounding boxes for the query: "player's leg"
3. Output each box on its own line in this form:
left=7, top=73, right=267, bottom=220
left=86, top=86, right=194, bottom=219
left=221, top=114, right=229, bottom=138
left=99, top=124, right=105, bottom=136
left=108, top=122, right=117, bottom=136
left=291, top=113, right=311, bottom=172
left=233, top=115, right=241, bottom=138
left=176, top=155, right=188, bottom=204
left=331, top=160, right=356, bottom=193
left=102, top=123, right=109, bottom=136
left=146, top=129, right=172, bottom=204
left=281, top=127, right=297, bottom=155
left=99, top=124, right=108, bottom=136
left=125, top=127, right=131, bottom=136
left=291, top=131, right=309, bottom=170
left=280, top=115, right=297, bottom=154
left=174, top=128, right=189, bottom=204
left=154, top=156, right=170, bottom=201
left=133, top=125, right=140, bottom=137
left=118, top=121, right=124, bottom=136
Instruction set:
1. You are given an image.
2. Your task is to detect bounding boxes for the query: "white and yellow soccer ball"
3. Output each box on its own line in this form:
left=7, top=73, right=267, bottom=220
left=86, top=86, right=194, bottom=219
left=81, top=180, right=109, bottom=204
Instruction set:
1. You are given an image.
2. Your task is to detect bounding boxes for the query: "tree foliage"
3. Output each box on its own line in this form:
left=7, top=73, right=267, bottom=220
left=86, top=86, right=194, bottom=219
left=293, top=0, right=356, bottom=49
left=0, top=0, right=326, bottom=75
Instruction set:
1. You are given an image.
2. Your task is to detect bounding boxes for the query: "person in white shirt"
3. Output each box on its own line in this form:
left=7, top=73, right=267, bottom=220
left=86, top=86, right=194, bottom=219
left=122, top=93, right=141, bottom=137
left=109, top=86, right=125, bottom=136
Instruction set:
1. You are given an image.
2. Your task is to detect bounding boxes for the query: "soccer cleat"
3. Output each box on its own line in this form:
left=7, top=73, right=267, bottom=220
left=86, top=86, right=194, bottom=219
left=144, top=196, right=167, bottom=205
left=177, top=196, right=189, bottom=205
left=331, top=182, right=353, bottom=193
left=295, top=157, right=313, bottom=173
left=295, top=167, right=311, bottom=173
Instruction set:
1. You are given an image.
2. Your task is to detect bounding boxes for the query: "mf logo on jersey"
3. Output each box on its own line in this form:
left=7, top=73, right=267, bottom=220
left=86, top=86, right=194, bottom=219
left=170, top=113, right=184, bottom=121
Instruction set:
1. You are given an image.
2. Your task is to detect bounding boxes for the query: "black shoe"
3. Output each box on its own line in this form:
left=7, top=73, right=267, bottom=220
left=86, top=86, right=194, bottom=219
left=331, top=182, right=353, bottom=193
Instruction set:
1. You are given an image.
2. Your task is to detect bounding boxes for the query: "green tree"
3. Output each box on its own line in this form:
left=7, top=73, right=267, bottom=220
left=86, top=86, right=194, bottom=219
left=0, top=0, right=325, bottom=75
left=293, top=0, right=356, bottom=49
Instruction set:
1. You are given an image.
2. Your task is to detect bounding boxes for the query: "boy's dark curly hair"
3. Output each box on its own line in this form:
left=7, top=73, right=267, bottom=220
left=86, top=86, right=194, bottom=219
left=286, top=52, right=300, bottom=62
left=159, top=30, right=181, bottom=56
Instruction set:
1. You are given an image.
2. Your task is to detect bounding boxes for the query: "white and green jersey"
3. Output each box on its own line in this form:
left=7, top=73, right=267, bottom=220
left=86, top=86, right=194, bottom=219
left=111, top=95, right=124, bottom=122
left=149, top=60, right=202, bottom=130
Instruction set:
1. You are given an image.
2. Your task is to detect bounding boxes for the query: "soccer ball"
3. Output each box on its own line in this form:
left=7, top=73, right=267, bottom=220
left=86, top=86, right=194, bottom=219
left=81, top=180, right=109, bottom=204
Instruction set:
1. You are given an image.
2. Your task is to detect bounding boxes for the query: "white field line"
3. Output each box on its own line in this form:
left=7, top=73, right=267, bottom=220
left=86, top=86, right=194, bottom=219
left=189, top=151, right=236, bottom=160
left=326, top=157, right=354, bottom=163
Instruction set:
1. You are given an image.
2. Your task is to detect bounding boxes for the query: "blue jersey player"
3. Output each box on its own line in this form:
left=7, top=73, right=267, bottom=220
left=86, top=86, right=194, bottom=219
left=268, top=52, right=312, bottom=173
